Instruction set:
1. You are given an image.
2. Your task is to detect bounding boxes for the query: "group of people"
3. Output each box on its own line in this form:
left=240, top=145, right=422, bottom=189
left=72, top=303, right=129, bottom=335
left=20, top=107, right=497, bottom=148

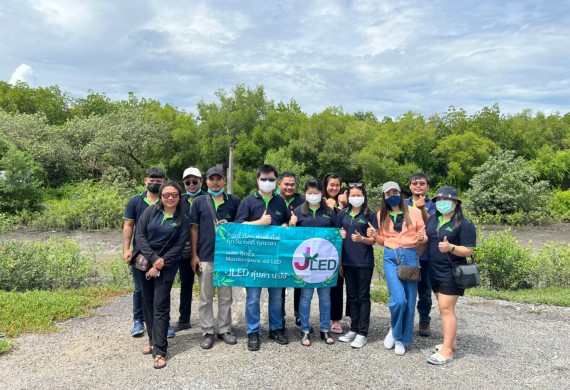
left=123, top=165, right=476, bottom=369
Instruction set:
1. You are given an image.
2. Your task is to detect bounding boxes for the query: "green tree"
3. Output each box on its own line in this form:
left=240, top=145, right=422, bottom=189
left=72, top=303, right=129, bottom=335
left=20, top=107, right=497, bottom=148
left=0, top=147, right=45, bottom=212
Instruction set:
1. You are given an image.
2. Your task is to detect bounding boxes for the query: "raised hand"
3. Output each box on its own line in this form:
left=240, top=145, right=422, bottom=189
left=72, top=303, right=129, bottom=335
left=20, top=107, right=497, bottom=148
left=289, top=211, right=298, bottom=226
left=366, top=222, right=377, bottom=238
left=438, top=236, right=451, bottom=252
left=415, top=195, right=426, bottom=209
left=340, top=227, right=346, bottom=239
left=351, top=230, right=363, bottom=243
left=258, top=210, right=272, bottom=225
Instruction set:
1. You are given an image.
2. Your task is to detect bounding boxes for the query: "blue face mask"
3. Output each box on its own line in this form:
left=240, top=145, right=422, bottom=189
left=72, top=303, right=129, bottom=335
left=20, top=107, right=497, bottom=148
left=187, top=189, right=202, bottom=197
left=436, top=200, right=454, bottom=214
left=208, top=188, right=224, bottom=196
left=386, top=195, right=401, bottom=207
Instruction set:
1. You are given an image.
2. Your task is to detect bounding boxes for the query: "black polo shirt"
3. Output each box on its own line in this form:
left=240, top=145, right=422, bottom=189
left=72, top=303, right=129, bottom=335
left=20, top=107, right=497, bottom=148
left=235, top=191, right=290, bottom=226
left=282, top=193, right=305, bottom=212
left=294, top=204, right=337, bottom=228
left=337, top=208, right=378, bottom=268
left=180, top=190, right=205, bottom=218
left=189, top=193, right=241, bottom=262
left=426, top=214, right=477, bottom=282
left=123, top=191, right=159, bottom=251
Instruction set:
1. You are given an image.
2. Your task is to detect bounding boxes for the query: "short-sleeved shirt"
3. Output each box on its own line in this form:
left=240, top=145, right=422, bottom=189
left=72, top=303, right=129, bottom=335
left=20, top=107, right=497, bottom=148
left=426, top=214, right=477, bottom=281
left=123, top=191, right=159, bottom=251
left=180, top=190, right=205, bottom=218
left=235, top=191, right=291, bottom=226
left=406, top=196, right=436, bottom=261
left=337, top=208, right=378, bottom=268
left=189, top=193, right=241, bottom=262
left=282, top=193, right=305, bottom=212
left=293, top=204, right=337, bottom=228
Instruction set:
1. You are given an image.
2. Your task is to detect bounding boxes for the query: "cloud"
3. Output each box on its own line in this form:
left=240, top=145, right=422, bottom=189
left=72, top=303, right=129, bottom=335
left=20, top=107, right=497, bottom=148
left=9, top=64, right=38, bottom=86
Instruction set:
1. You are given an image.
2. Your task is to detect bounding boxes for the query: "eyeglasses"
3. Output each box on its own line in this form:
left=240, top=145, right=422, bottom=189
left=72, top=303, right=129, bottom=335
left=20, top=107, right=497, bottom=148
left=184, top=180, right=200, bottom=186
left=411, top=181, right=427, bottom=186
left=162, top=192, right=180, bottom=199
left=348, top=182, right=364, bottom=188
left=259, top=177, right=276, bottom=182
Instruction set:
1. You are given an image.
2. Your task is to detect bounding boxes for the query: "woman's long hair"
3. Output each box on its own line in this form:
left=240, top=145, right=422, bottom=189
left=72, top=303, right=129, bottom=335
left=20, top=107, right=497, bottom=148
left=159, top=180, right=183, bottom=213
left=323, top=172, right=342, bottom=201
left=379, top=189, right=411, bottom=233
left=300, top=178, right=333, bottom=216
left=347, top=183, right=370, bottom=217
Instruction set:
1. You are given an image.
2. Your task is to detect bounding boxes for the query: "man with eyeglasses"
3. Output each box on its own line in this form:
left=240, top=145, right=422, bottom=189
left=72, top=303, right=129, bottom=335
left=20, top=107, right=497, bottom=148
left=405, top=173, right=436, bottom=337
left=235, top=164, right=291, bottom=351
left=123, top=167, right=165, bottom=338
left=277, top=172, right=306, bottom=330
left=171, top=167, right=205, bottom=333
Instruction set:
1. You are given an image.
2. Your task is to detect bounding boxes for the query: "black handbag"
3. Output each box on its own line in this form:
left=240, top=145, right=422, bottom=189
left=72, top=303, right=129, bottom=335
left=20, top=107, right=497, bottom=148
left=446, top=253, right=481, bottom=289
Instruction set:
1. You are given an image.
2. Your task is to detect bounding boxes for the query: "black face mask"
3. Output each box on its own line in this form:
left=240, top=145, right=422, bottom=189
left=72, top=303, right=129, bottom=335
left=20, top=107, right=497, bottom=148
left=147, top=183, right=161, bottom=194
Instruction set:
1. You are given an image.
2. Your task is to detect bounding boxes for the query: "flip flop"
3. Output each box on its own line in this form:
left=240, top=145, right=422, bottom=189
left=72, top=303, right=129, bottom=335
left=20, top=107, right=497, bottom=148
left=330, top=322, right=343, bottom=334
left=427, top=352, right=455, bottom=365
left=153, top=355, right=167, bottom=369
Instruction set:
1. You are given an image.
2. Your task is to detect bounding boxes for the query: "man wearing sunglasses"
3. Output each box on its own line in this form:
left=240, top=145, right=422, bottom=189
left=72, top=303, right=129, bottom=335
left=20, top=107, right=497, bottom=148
left=405, top=173, right=436, bottom=337
left=123, top=167, right=165, bottom=338
left=235, top=164, right=290, bottom=351
left=172, top=167, right=205, bottom=333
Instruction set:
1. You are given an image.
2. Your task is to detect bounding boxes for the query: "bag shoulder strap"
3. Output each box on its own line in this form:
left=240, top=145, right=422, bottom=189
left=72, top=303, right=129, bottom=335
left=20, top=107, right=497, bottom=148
left=205, top=195, right=219, bottom=230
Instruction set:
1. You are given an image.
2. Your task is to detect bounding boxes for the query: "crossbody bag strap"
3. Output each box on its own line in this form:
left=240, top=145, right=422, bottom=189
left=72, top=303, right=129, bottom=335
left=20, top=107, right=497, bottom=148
left=205, top=195, right=219, bottom=231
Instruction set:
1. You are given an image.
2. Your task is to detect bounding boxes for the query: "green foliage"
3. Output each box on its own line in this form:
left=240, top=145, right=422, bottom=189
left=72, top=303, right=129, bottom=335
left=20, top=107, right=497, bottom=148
left=466, top=287, right=570, bottom=307
left=476, top=230, right=536, bottom=289
left=27, top=181, right=129, bottom=230
left=0, top=238, right=96, bottom=291
left=550, top=189, right=570, bottom=222
left=534, top=243, right=570, bottom=288
left=108, top=258, right=132, bottom=287
left=466, top=150, right=553, bottom=225
left=0, top=147, right=45, bottom=212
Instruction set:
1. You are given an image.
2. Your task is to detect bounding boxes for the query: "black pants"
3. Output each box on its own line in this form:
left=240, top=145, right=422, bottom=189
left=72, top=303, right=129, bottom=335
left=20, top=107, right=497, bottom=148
left=281, top=288, right=301, bottom=318
left=178, top=254, right=195, bottom=324
left=140, top=270, right=174, bottom=357
left=344, top=266, right=373, bottom=336
left=330, top=273, right=350, bottom=321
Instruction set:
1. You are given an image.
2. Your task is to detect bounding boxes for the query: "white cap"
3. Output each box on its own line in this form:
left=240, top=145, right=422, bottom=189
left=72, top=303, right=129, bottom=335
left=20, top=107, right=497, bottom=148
left=182, top=167, right=202, bottom=179
left=382, top=181, right=401, bottom=193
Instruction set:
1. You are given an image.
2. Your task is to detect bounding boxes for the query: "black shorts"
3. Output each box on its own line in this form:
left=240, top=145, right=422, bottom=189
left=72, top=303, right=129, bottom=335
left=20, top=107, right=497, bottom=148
left=431, top=279, right=464, bottom=296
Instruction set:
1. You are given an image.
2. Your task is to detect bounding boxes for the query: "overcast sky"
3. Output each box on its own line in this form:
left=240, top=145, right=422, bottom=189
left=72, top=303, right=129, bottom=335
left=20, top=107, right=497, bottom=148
left=1, top=0, right=569, bottom=118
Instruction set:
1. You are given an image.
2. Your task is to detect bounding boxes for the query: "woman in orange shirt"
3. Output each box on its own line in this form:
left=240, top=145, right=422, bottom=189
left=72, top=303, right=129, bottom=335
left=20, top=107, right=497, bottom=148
left=368, top=181, right=427, bottom=356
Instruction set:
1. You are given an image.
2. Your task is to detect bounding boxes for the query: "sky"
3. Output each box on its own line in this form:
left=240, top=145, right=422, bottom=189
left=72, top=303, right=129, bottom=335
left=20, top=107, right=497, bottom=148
left=1, top=0, right=569, bottom=118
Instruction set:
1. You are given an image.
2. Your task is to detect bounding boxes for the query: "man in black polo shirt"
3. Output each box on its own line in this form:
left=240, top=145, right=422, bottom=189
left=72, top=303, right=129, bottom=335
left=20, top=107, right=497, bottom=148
left=172, top=167, right=204, bottom=332
left=235, top=164, right=290, bottom=351
left=277, top=172, right=306, bottom=330
left=190, top=166, right=241, bottom=349
left=122, top=167, right=165, bottom=337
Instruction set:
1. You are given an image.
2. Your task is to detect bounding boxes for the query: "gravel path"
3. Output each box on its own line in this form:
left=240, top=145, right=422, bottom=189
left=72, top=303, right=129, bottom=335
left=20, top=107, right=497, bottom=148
left=1, top=288, right=569, bottom=389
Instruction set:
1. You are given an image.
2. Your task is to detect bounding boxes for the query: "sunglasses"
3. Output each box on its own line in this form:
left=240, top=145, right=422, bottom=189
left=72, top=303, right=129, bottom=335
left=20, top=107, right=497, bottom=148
left=162, top=192, right=180, bottom=199
left=259, top=177, right=276, bottom=182
left=411, top=181, right=427, bottom=186
left=184, top=180, right=200, bottom=186
left=348, top=182, right=364, bottom=188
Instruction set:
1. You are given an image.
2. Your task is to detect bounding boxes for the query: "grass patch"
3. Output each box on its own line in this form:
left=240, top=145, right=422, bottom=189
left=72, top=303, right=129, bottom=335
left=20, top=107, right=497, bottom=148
left=466, top=287, right=570, bottom=307
left=370, top=280, right=390, bottom=304
left=0, top=286, right=130, bottom=355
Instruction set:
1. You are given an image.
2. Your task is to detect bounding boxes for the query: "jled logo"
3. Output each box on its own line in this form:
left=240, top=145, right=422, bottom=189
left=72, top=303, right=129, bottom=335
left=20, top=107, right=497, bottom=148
left=292, top=238, right=339, bottom=283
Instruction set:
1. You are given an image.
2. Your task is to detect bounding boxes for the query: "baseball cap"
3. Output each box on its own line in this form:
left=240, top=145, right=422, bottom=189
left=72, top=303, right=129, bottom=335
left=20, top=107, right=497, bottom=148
left=182, top=167, right=202, bottom=179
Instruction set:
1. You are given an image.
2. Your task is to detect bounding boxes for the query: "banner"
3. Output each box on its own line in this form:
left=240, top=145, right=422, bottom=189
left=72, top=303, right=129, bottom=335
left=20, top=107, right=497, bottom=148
left=213, top=223, right=342, bottom=288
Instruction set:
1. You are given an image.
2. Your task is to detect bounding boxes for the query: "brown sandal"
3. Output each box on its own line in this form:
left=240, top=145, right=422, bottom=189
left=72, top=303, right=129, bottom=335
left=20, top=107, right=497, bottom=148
left=153, top=355, right=166, bottom=369
left=142, top=345, right=153, bottom=355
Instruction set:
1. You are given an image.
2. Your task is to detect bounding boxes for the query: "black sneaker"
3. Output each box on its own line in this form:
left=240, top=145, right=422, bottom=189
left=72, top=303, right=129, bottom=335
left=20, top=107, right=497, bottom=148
left=217, top=332, right=238, bottom=345
left=172, top=321, right=192, bottom=332
left=268, top=329, right=289, bottom=345
left=247, top=333, right=260, bottom=351
left=200, top=334, right=214, bottom=349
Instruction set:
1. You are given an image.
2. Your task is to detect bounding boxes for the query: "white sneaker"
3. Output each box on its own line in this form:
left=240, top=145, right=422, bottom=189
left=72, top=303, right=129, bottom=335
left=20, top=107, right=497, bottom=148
left=351, top=334, right=367, bottom=348
left=395, top=341, right=406, bottom=355
left=339, top=331, right=357, bottom=343
left=384, top=329, right=395, bottom=349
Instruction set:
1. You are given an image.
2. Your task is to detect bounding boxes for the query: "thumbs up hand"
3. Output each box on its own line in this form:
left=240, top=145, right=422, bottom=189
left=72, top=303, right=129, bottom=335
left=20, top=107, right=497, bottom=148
left=289, top=211, right=298, bottom=226
left=366, top=222, right=377, bottom=238
left=351, top=230, right=364, bottom=243
left=258, top=210, right=272, bottom=225
left=438, top=236, right=452, bottom=253
left=340, top=227, right=346, bottom=239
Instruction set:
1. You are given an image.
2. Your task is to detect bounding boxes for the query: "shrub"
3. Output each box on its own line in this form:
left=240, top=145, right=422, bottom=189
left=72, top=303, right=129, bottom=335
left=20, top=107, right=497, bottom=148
left=476, top=230, right=536, bottom=289
left=534, top=243, right=570, bottom=288
left=465, top=149, right=553, bottom=225
left=0, top=238, right=96, bottom=291
left=0, top=147, right=45, bottom=212
left=550, top=189, right=570, bottom=222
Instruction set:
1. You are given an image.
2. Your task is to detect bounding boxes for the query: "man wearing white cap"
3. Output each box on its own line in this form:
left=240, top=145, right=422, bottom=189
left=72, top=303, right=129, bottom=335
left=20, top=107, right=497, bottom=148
left=172, top=167, right=204, bottom=332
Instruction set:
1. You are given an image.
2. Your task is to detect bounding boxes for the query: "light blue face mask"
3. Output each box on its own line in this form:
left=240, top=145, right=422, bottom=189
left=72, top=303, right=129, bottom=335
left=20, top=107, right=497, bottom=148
left=436, top=200, right=454, bottom=214
left=187, top=189, right=202, bottom=197
left=208, top=188, right=224, bottom=196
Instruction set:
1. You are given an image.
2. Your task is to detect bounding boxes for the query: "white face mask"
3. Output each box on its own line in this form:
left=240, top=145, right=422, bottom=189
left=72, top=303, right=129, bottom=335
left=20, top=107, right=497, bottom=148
left=349, top=196, right=365, bottom=207
left=306, top=194, right=322, bottom=205
left=259, top=180, right=276, bottom=193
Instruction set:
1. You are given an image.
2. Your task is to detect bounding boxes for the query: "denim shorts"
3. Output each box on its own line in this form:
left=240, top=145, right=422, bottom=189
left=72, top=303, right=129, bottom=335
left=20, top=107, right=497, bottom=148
left=431, top=279, right=464, bottom=296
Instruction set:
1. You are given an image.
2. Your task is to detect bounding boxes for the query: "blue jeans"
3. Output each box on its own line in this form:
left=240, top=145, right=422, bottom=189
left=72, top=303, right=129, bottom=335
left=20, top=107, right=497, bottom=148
left=131, top=264, right=144, bottom=322
left=384, top=247, right=419, bottom=344
left=245, top=287, right=283, bottom=334
left=299, top=288, right=331, bottom=333
left=417, top=260, right=432, bottom=323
